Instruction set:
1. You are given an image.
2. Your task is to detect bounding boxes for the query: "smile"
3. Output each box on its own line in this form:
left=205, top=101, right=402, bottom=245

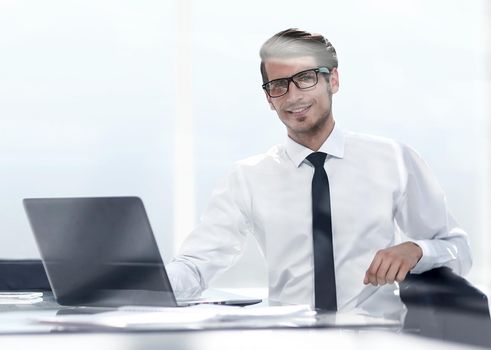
left=286, top=104, right=312, bottom=114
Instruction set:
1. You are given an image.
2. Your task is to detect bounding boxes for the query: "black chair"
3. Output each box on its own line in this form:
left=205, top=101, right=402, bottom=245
left=0, top=259, right=51, bottom=291
left=400, top=267, right=491, bottom=347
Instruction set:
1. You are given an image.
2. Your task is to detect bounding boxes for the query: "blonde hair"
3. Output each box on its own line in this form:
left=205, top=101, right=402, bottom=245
left=260, top=28, right=338, bottom=83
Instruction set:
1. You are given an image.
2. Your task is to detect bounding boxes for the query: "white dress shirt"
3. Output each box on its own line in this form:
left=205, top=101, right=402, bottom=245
left=167, top=124, right=472, bottom=319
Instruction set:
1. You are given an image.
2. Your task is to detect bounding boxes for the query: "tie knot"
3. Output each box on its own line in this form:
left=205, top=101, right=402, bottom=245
left=306, top=152, right=327, bottom=169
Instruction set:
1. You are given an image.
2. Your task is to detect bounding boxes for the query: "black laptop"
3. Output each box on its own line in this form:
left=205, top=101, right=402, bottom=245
left=23, top=196, right=260, bottom=308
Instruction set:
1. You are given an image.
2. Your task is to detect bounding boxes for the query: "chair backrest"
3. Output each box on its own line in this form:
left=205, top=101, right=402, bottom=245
left=0, top=259, right=51, bottom=291
left=400, top=266, right=489, bottom=317
left=400, top=266, right=490, bottom=347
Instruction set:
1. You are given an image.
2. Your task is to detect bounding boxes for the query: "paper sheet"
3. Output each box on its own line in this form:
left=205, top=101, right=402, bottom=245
left=32, top=304, right=316, bottom=330
left=0, top=292, right=43, bottom=305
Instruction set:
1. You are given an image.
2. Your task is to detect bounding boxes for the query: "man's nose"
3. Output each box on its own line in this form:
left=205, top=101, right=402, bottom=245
left=285, top=81, right=304, bottom=101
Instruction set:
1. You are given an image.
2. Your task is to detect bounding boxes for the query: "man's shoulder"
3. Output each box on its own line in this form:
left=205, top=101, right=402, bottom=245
left=343, top=129, right=401, bottom=148
left=225, top=145, right=289, bottom=179
left=218, top=146, right=286, bottom=190
left=234, top=144, right=287, bottom=168
left=342, top=129, right=422, bottom=163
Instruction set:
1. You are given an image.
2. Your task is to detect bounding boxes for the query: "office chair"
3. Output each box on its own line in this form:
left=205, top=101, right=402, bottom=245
left=400, top=266, right=491, bottom=347
left=0, top=259, right=51, bottom=291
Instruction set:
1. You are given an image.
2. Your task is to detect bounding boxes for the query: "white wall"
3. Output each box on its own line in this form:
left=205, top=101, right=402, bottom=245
left=0, top=0, right=489, bottom=289
left=0, top=1, right=178, bottom=261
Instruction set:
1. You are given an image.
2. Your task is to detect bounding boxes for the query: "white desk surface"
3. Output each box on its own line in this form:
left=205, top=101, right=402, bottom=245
left=0, top=289, right=481, bottom=350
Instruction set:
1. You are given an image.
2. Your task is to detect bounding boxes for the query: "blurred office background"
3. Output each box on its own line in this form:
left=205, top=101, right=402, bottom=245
left=0, top=0, right=489, bottom=292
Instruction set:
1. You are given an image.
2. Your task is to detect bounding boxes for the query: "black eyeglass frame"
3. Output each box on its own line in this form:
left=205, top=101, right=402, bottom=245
left=262, top=67, right=331, bottom=98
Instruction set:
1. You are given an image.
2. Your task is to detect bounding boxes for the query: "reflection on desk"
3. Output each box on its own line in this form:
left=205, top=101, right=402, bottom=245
left=0, top=326, right=480, bottom=350
left=0, top=290, right=486, bottom=350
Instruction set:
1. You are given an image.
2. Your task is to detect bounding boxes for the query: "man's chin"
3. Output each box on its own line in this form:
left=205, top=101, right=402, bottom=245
left=284, top=116, right=309, bottom=129
left=288, top=125, right=316, bottom=136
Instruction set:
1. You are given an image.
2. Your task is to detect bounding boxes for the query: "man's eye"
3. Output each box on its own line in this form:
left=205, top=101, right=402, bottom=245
left=296, top=73, right=314, bottom=82
left=271, top=80, right=288, bottom=88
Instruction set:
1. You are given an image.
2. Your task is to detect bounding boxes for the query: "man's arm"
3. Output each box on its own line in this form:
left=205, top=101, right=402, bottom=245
left=364, top=144, right=472, bottom=286
left=166, top=164, right=253, bottom=298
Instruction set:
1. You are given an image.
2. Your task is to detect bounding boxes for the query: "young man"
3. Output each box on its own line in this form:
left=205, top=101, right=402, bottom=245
left=167, top=28, right=472, bottom=319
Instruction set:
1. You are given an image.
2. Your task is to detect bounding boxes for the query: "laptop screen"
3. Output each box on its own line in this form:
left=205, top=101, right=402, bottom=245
left=24, top=196, right=177, bottom=307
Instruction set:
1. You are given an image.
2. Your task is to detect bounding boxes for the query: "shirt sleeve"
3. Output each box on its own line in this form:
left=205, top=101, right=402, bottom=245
left=166, top=164, right=253, bottom=298
left=394, top=144, right=472, bottom=275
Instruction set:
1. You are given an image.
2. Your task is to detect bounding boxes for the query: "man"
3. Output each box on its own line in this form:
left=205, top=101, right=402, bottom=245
left=167, top=28, right=472, bottom=319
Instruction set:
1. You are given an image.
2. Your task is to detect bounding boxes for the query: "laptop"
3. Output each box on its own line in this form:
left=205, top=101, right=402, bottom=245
left=23, top=196, right=261, bottom=308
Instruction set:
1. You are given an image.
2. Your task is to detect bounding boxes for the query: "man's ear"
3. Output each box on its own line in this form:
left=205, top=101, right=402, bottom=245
left=329, top=67, right=339, bottom=94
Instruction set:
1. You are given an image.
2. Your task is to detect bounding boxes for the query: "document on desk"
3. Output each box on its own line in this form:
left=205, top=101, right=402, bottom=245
left=0, top=292, right=43, bottom=304
left=32, top=304, right=317, bottom=331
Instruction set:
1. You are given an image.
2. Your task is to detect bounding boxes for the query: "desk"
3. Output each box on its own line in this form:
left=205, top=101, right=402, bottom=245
left=0, top=328, right=480, bottom=350
left=0, top=292, right=482, bottom=350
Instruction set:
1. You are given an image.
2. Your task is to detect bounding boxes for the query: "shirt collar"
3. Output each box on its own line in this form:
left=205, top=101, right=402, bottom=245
left=285, top=123, right=345, bottom=168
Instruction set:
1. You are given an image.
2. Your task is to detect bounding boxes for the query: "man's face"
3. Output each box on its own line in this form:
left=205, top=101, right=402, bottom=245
left=264, top=56, right=339, bottom=141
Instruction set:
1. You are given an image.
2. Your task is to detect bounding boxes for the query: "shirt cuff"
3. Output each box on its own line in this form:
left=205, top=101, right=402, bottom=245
left=166, top=261, right=203, bottom=299
left=406, top=239, right=435, bottom=274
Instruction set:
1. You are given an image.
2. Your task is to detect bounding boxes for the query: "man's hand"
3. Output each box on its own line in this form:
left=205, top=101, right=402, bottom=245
left=363, top=242, right=423, bottom=286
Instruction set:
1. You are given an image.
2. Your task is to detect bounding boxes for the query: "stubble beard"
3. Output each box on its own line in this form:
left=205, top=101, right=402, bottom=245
left=286, top=96, right=333, bottom=142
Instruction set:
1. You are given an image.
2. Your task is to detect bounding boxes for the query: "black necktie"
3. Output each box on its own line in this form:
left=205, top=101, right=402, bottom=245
left=307, top=152, right=337, bottom=311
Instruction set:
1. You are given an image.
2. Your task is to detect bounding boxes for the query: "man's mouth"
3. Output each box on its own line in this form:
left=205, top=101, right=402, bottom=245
left=286, top=104, right=312, bottom=115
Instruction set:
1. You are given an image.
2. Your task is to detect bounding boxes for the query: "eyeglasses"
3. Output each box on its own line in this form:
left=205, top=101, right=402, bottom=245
left=262, top=67, right=330, bottom=98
